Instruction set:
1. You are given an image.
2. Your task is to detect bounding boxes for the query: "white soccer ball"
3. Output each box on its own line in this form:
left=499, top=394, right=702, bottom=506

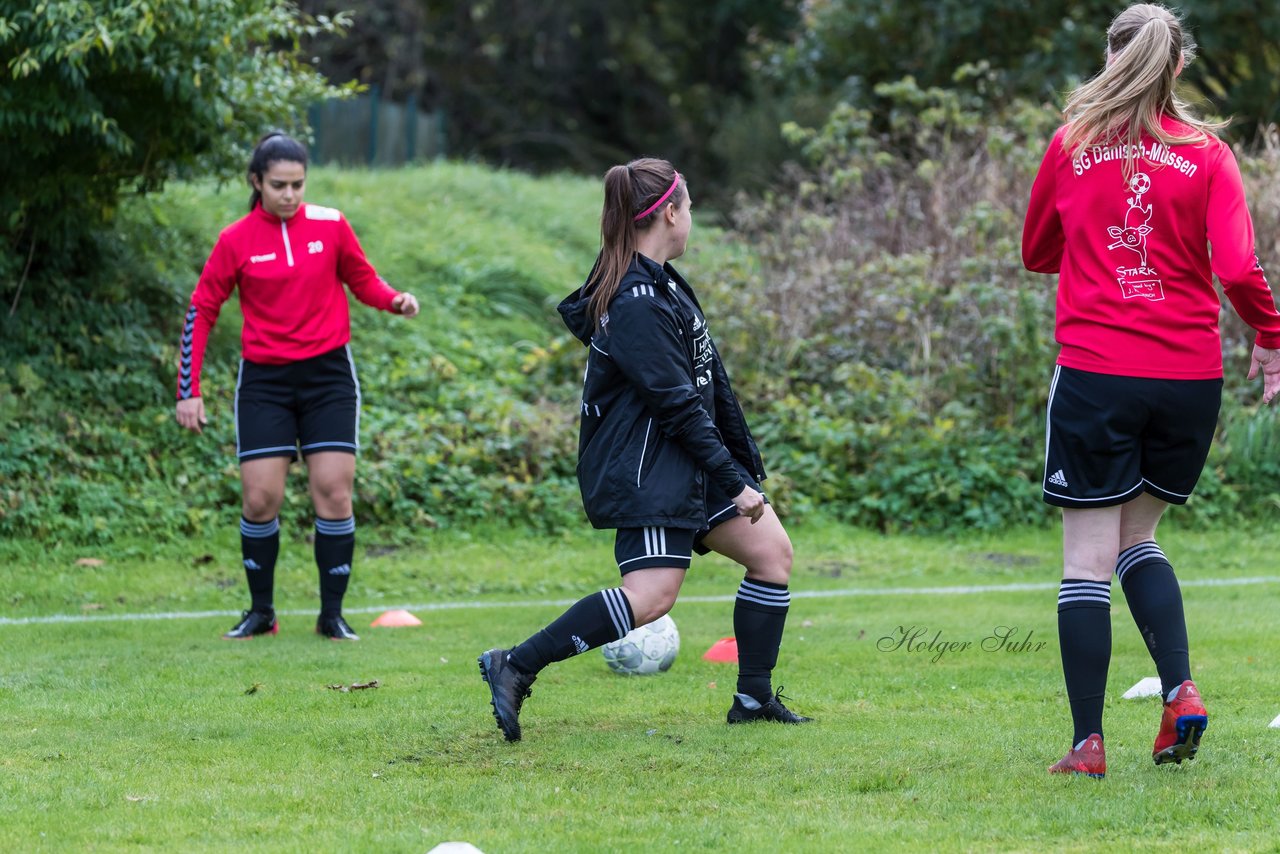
left=1129, top=172, right=1151, bottom=196
left=602, top=615, right=680, bottom=675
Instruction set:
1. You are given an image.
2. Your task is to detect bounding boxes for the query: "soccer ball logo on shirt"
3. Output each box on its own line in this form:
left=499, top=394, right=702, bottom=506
left=1128, top=172, right=1152, bottom=196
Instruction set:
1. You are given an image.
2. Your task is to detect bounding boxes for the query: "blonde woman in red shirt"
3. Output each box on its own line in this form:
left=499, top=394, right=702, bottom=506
left=176, top=133, right=419, bottom=642
left=1023, top=4, right=1280, bottom=778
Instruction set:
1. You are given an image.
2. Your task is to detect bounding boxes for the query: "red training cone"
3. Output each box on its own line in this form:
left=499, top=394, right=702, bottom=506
left=702, top=637, right=739, bottom=663
left=370, top=609, right=423, bottom=628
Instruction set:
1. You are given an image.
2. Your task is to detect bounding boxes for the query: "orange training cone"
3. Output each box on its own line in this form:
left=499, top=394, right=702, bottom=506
left=702, top=637, right=738, bottom=663
left=370, top=609, right=423, bottom=628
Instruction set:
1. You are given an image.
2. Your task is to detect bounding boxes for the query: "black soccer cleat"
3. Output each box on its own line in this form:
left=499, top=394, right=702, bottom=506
left=478, top=647, right=536, bottom=742
left=316, top=613, right=360, bottom=641
left=726, top=687, right=813, bottom=724
left=222, top=609, right=278, bottom=640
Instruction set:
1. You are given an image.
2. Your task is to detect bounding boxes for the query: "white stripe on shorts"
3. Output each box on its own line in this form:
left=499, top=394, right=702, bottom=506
left=1042, top=364, right=1060, bottom=493
left=618, top=553, right=689, bottom=568
left=344, top=344, right=362, bottom=451
left=234, top=359, right=245, bottom=457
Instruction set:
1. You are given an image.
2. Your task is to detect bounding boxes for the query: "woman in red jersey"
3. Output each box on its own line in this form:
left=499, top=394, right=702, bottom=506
left=1023, top=4, right=1280, bottom=778
left=175, top=133, right=419, bottom=642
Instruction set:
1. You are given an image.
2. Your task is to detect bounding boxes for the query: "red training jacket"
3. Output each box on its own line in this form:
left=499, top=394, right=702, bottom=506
left=177, top=203, right=399, bottom=399
left=1022, top=116, right=1280, bottom=380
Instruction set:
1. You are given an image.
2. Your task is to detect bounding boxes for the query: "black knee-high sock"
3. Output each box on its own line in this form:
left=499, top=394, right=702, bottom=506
left=240, top=516, right=279, bottom=613
left=508, top=588, right=634, bottom=675
left=1116, top=541, right=1191, bottom=698
left=1057, top=579, right=1111, bottom=744
left=315, top=515, right=355, bottom=616
left=734, top=578, right=790, bottom=703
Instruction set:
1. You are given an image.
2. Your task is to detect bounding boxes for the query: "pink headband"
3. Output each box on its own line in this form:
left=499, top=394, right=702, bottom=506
left=633, top=171, right=682, bottom=221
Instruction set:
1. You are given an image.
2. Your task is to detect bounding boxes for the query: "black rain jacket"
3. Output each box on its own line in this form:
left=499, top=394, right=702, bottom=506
left=557, top=254, right=765, bottom=530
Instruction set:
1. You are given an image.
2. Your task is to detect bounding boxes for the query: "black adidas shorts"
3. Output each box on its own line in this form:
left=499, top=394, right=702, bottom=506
left=693, top=461, right=767, bottom=555
left=235, top=345, right=361, bottom=462
left=614, top=462, right=767, bottom=573
left=1042, top=365, right=1221, bottom=508
left=615, top=525, right=696, bottom=573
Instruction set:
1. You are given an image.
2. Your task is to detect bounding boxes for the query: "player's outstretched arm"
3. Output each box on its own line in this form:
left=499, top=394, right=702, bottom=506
left=1247, top=344, right=1280, bottom=404
left=176, top=396, right=207, bottom=434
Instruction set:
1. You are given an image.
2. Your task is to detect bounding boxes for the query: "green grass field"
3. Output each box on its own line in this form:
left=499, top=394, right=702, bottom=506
left=9, top=149, right=1280, bottom=852
left=3, top=521, right=1279, bottom=852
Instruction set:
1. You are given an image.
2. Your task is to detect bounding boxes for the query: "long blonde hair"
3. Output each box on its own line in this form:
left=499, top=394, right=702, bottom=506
left=1062, top=4, right=1224, bottom=176
left=586, top=158, right=685, bottom=328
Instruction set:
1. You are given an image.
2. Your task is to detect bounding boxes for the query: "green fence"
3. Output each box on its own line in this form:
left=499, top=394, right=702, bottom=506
left=309, top=86, right=446, bottom=167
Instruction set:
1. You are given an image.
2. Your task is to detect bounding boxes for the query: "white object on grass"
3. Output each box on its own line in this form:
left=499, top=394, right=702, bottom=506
left=1122, top=676, right=1163, bottom=699
left=602, top=614, right=680, bottom=675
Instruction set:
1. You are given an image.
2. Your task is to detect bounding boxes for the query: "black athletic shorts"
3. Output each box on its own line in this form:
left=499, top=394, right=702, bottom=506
left=1042, top=365, right=1221, bottom=508
left=235, top=345, right=361, bottom=462
left=614, top=462, right=767, bottom=573
left=615, top=525, right=696, bottom=573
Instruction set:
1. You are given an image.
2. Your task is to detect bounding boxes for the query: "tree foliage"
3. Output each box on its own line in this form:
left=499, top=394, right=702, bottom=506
left=759, top=1, right=1280, bottom=140
left=0, top=0, right=352, bottom=290
left=1190, top=1, right=1280, bottom=134
left=294, top=0, right=802, bottom=199
left=420, top=0, right=799, bottom=172
left=296, top=0, right=429, bottom=104
left=288, top=0, right=1280, bottom=198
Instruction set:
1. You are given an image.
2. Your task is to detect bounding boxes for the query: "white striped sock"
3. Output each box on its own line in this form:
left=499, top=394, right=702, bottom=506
left=736, top=579, right=790, bottom=610
left=1058, top=579, right=1111, bottom=608
left=601, top=588, right=633, bottom=638
left=1115, top=541, right=1167, bottom=583
left=240, top=517, right=279, bottom=538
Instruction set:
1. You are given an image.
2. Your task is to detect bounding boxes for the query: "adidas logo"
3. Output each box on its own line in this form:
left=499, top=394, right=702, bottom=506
left=571, top=634, right=589, bottom=654
left=1048, top=469, right=1069, bottom=487
left=243, top=559, right=261, bottom=571
left=327, top=563, right=352, bottom=576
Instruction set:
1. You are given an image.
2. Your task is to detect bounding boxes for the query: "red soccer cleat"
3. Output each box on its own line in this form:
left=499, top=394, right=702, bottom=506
left=1048, top=733, right=1106, bottom=779
left=1153, top=680, right=1207, bottom=765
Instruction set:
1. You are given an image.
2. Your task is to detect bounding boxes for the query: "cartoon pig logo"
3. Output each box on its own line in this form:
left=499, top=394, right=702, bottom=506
left=1107, top=172, right=1154, bottom=268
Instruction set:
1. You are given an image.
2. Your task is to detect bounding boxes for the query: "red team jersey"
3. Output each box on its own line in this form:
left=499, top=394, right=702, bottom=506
left=1023, top=116, right=1280, bottom=380
left=178, top=203, right=400, bottom=399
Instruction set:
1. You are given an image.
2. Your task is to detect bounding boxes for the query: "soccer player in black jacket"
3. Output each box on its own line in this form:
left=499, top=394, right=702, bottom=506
left=478, top=158, right=811, bottom=741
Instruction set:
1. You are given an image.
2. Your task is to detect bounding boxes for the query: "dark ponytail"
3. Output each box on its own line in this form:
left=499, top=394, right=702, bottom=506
left=586, top=157, right=685, bottom=328
left=247, top=132, right=309, bottom=211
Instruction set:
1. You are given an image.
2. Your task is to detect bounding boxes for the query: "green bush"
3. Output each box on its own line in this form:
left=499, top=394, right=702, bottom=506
left=703, top=79, right=1280, bottom=532
left=740, top=364, right=1048, bottom=533
left=755, top=1, right=1280, bottom=146
left=6, top=133, right=1280, bottom=546
left=0, top=0, right=349, bottom=258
